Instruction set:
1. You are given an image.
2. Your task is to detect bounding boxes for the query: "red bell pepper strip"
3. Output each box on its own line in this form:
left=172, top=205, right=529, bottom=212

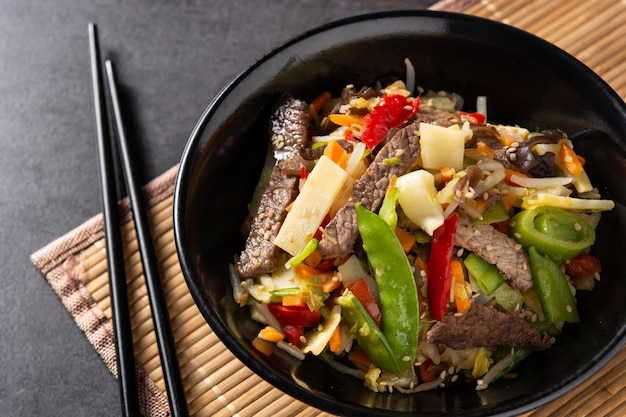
left=281, top=324, right=305, bottom=348
left=360, top=94, right=420, bottom=149
left=346, top=278, right=382, bottom=327
left=267, top=303, right=321, bottom=327
left=459, top=111, right=486, bottom=124
left=427, top=213, right=459, bottom=321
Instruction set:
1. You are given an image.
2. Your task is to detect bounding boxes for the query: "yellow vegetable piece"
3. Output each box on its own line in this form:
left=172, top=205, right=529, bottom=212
left=419, top=122, right=467, bottom=171
left=396, top=169, right=444, bottom=235
left=275, top=155, right=348, bottom=256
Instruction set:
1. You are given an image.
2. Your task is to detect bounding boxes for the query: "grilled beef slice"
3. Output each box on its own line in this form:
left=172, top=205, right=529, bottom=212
left=236, top=97, right=309, bottom=277
left=427, top=304, right=552, bottom=351
left=455, top=215, right=534, bottom=292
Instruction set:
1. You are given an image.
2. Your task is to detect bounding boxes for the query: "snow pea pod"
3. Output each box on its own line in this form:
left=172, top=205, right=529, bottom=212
left=529, top=246, right=580, bottom=323
left=335, top=291, right=402, bottom=375
left=509, top=206, right=595, bottom=262
left=355, top=203, right=419, bottom=377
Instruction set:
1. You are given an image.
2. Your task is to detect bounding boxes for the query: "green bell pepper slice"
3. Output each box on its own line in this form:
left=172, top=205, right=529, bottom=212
left=335, top=291, right=402, bottom=375
left=464, top=252, right=505, bottom=295
left=355, top=203, right=419, bottom=377
left=473, top=199, right=509, bottom=225
left=529, top=246, right=580, bottom=323
left=509, top=206, right=595, bottom=262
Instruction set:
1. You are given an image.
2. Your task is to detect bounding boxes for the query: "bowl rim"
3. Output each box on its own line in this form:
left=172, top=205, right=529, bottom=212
left=174, top=9, right=626, bottom=417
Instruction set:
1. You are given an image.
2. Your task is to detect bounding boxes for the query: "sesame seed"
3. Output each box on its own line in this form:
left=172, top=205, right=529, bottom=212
left=509, top=153, right=517, bottom=161
left=511, top=141, right=520, bottom=148
left=566, top=305, right=573, bottom=313
left=240, top=281, right=248, bottom=287
left=594, top=272, right=601, bottom=281
left=258, top=212, right=266, bottom=220
left=522, top=262, right=528, bottom=270
left=451, top=375, right=459, bottom=383
left=268, top=209, right=276, bottom=219
left=574, top=222, right=582, bottom=231
left=299, top=335, right=307, bottom=344
left=263, top=231, right=271, bottom=240
left=440, top=370, right=448, bottom=380
left=251, top=251, right=261, bottom=257
left=514, top=244, right=522, bottom=251
left=506, top=147, right=516, bottom=154
left=456, top=248, right=465, bottom=257
left=402, top=356, right=411, bottom=362
left=514, top=232, right=522, bottom=239
left=510, top=220, right=516, bottom=227
left=318, top=324, right=324, bottom=332
left=486, top=244, right=493, bottom=251
left=474, top=230, right=482, bottom=236
left=264, top=222, right=272, bottom=230
left=420, top=270, right=427, bottom=277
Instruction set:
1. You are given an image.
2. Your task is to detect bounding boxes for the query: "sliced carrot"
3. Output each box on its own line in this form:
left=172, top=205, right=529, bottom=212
left=500, top=191, right=517, bottom=212
left=395, top=227, right=416, bottom=253
left=258, top=326, right=284, bottom=343
left=282, top=295, right=306, bottom=307
left=321, top=274, right=342, bottom=293
left=414, top=255, right=428, bottom=273
left=476, top=141, right=495, bottom=159
left=348, top=349, right=372, bottom=370
left=451, top=259, right=471, bottom=313
left=310, top=91, right=332, bottom=114
left=329, top=324, right=341, bottom=353
left=439, top=166, right=456, bottom=183
left=559, top=141, right=584, bottom=176
left=498, top=130, right=516, bottom=146
left=504, top=168, right=529, bottom=186
left=323, top=139, right=349, bottom=167
left=295, top=263, right=321, bottom=279
left=304, top=249, right=322, bottom=268
left=328, top=113, right=364, bottom=127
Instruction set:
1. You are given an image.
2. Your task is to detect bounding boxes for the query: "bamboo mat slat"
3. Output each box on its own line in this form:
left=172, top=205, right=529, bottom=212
left=29, top=1, right=626, bottom=416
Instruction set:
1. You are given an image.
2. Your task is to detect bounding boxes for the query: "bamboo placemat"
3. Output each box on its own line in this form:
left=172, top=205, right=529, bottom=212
left=30, top=1, right=626, bottom=416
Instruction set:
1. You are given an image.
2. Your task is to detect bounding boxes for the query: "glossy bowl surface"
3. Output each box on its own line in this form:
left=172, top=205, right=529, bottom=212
left=174, top=10, right=626, bottom=417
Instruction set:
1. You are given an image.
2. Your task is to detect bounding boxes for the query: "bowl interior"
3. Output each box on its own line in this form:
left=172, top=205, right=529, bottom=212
left=174, top=11, right=626, bottom=416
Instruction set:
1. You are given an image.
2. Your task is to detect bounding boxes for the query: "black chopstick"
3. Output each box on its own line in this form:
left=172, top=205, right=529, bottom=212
left=104, top=60, right=189, bottom=417
left=88, top=22, right=141, bottom=417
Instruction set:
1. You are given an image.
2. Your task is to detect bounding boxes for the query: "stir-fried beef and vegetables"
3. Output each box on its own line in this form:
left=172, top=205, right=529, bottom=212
left=230, top=65, right=615, bottom=393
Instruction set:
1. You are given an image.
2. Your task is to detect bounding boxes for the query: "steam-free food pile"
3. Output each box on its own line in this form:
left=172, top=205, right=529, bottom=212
left=230, top=69, right=615, bottom=393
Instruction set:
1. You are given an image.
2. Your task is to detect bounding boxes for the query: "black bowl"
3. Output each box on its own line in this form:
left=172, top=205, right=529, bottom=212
left=174, top=10, right=626, bottom=417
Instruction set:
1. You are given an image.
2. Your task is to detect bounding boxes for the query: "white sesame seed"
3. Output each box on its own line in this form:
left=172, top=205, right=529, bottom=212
left=574, top=222, right=582, bottom=231
left=486, top=245, right=493, bottom=251
left=514, top=232, right=522, bottom=239
left=474, top=230, right=482, bottom=236
left=509, top=153, right=517, bottom=161
left=566, top=305, right=573, bottom=313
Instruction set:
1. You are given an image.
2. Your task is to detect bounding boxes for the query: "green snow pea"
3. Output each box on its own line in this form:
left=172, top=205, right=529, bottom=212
left=355, top=203, right=419, bottom=377
left=509, top=206, right=595, bottom=262
left=335, top=291, right=402, bottom=375
left=529, top=247, right=580, bottom=323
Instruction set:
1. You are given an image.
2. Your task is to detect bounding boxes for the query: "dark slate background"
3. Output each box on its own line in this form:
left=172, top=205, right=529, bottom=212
left=0, top=1, right=436, bottom=415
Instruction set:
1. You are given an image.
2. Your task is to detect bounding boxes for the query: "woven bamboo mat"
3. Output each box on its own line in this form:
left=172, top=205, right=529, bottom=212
left=30, top=1, right=626, bottom=416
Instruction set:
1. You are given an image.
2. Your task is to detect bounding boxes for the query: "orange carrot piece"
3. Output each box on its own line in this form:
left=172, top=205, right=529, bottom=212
left=258, top=326, right=284, bottom=343
left=329, top=325, right=341, bottom=353
left=439, top=166, right=456, bottom=183
left=452, top=259, right=471, bottom=313
left=323, top=139, right=349, bottom=167
left=395, top=227, right=416, bottom=253
left=310, top=91, right=332, bottom=114
left=321, top=274, right=342, bottom=293
left=501, top=192, right=517, bottom=212
left=476, top=141, right=495, bottom=159
left=504, top=169, right=528, bottom=186
left=560, top=141, right=584, bottom=176
left=418, top=359, right=437, bottom=383
left=304, top=249, right=322, bottom=268
left=348, top=349, right=372, bottom=370
left=282, top=295, right=306, bottom=307
left=498, top=130, right=516, bottom=146
left=328, top=113, right=363, bottom=127
left=295, top=263, right=321, bottom=279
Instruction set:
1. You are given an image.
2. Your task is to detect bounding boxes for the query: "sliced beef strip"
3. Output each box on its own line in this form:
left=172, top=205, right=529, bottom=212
left=236, top=166, right=299, bottom=277
left=269, top=97, right=309, bottom=162
left=455, top=215, right=533, bottom=292
left=318, top=106, right=463, bottom=255
left=427, top=304, right=552, bottom=351
left=236, top=97, right=309, bottom=277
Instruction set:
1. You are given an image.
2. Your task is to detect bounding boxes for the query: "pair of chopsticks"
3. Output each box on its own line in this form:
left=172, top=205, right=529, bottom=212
left=88, top=23, right=189, bottom=417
